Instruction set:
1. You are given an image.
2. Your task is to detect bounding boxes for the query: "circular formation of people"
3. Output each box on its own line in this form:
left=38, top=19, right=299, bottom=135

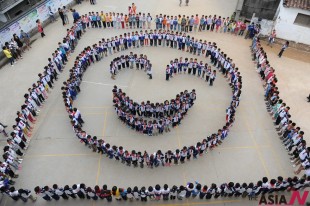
left=0, top=1, right=309, bottom=204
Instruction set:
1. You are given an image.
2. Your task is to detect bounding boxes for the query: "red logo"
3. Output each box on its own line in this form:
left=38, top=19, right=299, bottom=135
left=259, top=191, right=309, bottom=205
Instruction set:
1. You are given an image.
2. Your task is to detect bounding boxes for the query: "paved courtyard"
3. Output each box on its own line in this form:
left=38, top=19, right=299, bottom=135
left=0, top=0, right=310, bottom=205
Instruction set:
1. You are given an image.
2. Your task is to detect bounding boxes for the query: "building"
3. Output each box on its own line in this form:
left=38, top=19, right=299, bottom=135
left=240, top=0, right=281, bottom=20
left=0, top=0, right=42, bottom=26
left=274, top=0, right=310, bottom=45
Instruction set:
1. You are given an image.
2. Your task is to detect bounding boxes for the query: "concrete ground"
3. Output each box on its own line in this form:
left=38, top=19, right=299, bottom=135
left=0, top=0, right=309, bottom=205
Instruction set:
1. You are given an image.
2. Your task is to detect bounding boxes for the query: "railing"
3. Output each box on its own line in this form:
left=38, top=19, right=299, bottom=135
left=0, top=0, right=23, bottom=12
left=0, top=0, right=48, bottom=30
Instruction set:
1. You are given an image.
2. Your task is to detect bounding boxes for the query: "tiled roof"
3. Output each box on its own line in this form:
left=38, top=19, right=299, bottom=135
left=284, top=0, right=310, bottom=10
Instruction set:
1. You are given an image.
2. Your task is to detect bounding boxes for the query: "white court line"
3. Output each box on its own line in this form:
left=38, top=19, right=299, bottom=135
left=82, top=81, right=128, bottom=88
left=102, top=5, right=117, bottom=10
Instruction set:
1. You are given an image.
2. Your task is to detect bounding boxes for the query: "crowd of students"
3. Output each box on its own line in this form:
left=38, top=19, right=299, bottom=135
left=164, top=57, right=217, bottom=87
left=2, top=31, right=32, bottom=67
left=74, top=8, right=260, bottom=39
left=113, top=86, right=196, bottom=135
left=252, top=36, right=310, bottom=176
left=31, top=176, right=310, bottom=202
left=0, top=20, right=84, bottom=202
left=60, top=30, right=242, bottom=169
left=109, top=53, right=153, bottom=79
left=1, top=3, right=305, bottom=203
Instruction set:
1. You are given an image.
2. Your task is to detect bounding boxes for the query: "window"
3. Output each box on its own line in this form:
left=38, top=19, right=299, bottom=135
left=294, top=13, right=310, bottom=27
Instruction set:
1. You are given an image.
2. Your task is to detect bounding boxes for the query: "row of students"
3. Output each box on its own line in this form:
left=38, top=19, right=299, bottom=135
left=65, top=29, right=240, bottom=88
left=67, top=29, right=237, bottom=87
left=26, top=175, right=310, bottom=202
left=80, top=12, right=153, bottom=29
left=70, top=28, right=228, bottom=56
left=164, top=57, right=217, bottom=86
left=113, top=86, right=196, bottom=119
left=79, top=9, right=257, bottom=38
left=0, top=22, right=83, bottom=198
left=113, top=88, right=196, bottom=135
left=61, top=31, right=242, bottom=169
left=77, top=5, right=261, bottom=39
left=153, top=14, right=248, bottom=34
left=109, top=53, right=152, bottom=79
left=252, top=36, right=309, bottom=177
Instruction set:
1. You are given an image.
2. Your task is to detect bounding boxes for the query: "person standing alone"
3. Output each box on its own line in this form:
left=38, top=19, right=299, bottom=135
left=36, top=19, right=46, bottom=38
left=278, top=41, right=289, bottom=58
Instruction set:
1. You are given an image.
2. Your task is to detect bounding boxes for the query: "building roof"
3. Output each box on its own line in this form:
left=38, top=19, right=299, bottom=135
left=284, top=0, right=310, bottom=10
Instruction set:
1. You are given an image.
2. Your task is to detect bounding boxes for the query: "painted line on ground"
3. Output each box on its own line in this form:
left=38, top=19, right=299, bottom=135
left=82, top=80, right=128, bottom=88
left=243, top=117, right=271, bottom=178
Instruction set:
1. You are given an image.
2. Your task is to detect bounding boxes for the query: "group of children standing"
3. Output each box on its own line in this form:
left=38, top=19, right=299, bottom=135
left=60, top=28, right=238, bottom=88
left=31, top=176, right=310, bottom=202
left=165, top=57, right=217, bottom=86
left=252, top=36, right=309, bottom=178
left=109, top=53, right=152, bottom=80
left=0, top=16, right=83, bottom=203
left=113, top=86, right=196, bottom=136
left=59, top=28, right=242, bottom=170
left=1, top=5, right=247, bottom=201
left=79, top=7, right=256, bottom=39
left=3, top=3, right=305, bottom=204
left=80, top=11, right=153, bottom=30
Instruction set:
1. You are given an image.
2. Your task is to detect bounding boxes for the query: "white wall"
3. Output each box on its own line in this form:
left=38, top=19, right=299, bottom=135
left=251, top=17, right=274, bottom=36
left=275, top=0, right=310, bottom=45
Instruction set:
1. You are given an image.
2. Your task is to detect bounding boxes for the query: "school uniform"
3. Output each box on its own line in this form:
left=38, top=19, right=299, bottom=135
left=209, top=72, right=216, bottom=86
left=188, top=61, right=193, bottom=74
left=169, top=188, right=178, bottom=200
left=140, top=190, right=147, bottom=201
left=166, top=68, right=170, bottom=81
left=161, top=188, right=170, bottom=200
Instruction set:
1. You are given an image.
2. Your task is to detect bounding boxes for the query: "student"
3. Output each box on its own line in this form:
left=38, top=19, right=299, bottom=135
left=169, top=185, right=177, bottom=200
left=20, top=30, right=31, bottom=50
left=36, top=19, right=46, bottom=38
left=34, top=186, right=51, bottom=201
left=87, top=187, right=98, bottom=200
left=154, top=185, right=161, bottom=200
left=140, top=187, right=147, bottom=201
left=147, top=186, right=155, bottom=200
left=278, top=41, right=289, bottom=58
left=165, top=65, right=170, bottom=81
left=209, top=70, right=216, bottom=86
left=0, top=123, right=9, bottom=137
left=9, top=187, right=37, bottom=202
left=53, top=184, right=68, bottom=199
left=177, top=185, right=186, bottom=200
left=101, top=185, right=112, bottom=201
left=58, top=8, right=65, bottom=26
left=267, top=29, right=276, bottom=47
left=112, top=186, right=122, bottom=201
left=162, top=184, right=170, bottom=200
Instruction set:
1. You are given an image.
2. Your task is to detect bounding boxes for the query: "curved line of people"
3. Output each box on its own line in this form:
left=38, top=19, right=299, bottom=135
left=252, top=36, right=310, bottom=178
left=6, top=175, right=310, bottom=202
left=61, top=30, right=242, bottom=169
left=164, top=57, right=217, bottom=86
left=0, top=18, right=85, bottom=201
left=0, top=7, right=274, bottom=203
left=73, top=9, right=259, bottom=39
left=109, top=53, right=153, bottom=79
left=113, top=86, right=196, bottom=136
